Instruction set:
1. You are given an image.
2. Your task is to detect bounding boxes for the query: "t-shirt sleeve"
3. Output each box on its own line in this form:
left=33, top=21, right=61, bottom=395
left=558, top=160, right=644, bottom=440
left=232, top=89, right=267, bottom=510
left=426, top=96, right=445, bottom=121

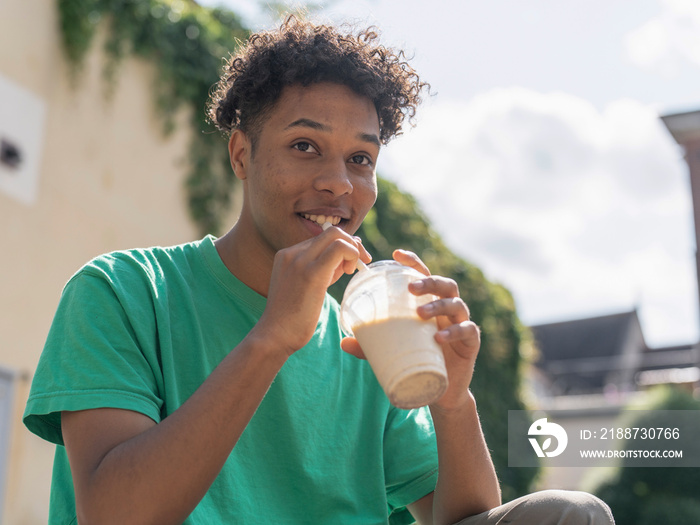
left=384, top=405, right=439, bottom=525
left=23, top=269, right=164, bottom=446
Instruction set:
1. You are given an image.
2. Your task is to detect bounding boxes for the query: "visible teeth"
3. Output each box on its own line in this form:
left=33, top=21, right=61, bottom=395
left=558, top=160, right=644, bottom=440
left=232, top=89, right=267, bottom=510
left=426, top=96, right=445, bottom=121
left=301, top=213, right=341, bottom=226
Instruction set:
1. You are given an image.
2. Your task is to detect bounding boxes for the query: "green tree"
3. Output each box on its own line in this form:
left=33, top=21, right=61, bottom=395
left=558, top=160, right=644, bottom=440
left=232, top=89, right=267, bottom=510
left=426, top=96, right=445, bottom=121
left=329, top=178, right=539, bottom=501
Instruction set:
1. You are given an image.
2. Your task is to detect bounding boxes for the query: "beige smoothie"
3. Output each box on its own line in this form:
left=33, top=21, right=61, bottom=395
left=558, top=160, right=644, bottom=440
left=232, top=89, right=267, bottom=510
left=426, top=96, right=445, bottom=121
left=340, top=258, right=449, bottom=409
left=353, top=316, right=448, bottom=409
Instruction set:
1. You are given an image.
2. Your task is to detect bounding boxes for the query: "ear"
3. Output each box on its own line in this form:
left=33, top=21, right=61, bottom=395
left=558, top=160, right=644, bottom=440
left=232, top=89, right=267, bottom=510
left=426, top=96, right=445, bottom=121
left=228, top=129, right=251, bottom=181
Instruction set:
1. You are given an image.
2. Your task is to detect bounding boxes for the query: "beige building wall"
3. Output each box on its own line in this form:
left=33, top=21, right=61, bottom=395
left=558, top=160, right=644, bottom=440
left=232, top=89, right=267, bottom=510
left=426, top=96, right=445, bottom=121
left=0, top=1, right=235, bottom=522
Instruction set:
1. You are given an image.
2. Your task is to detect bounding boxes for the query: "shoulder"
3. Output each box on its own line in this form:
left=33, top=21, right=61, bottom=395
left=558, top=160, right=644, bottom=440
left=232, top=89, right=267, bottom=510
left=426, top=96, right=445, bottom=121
left=55, top=239, right=208, bottom=315
left=69, top=238, right=206, bottom=290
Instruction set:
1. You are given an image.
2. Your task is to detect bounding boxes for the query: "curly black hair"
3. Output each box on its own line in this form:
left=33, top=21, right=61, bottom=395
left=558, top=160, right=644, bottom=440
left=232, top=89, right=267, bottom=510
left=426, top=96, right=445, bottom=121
left=207, top=15, right=429, bottom=146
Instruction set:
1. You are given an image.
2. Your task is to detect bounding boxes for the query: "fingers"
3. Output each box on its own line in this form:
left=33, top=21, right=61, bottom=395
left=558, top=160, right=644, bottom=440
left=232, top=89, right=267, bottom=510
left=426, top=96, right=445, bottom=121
left=392, top=249, right=430, bottom=276
left=434, top=320, right=481, bottom=347
left=392, top=251, right=472, bottom=326
left=279, top=226, right=367, bottom=284
left=340, top=337, right=366, bottom=360
left=388, top=250, right=481, bottom=378
left=417, top=296, right=470, bottom=324
left=351, top=235, right=373, bottom=266
left=409, top=274, right=460, bottom=299
left=318, top=225, right=371, bottom=274
left=406, top=272, right=477, bottom=349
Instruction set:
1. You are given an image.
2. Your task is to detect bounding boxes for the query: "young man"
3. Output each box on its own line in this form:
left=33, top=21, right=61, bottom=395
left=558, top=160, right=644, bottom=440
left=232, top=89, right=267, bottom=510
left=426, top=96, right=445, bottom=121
left=24, top=16, right=614, bottom=525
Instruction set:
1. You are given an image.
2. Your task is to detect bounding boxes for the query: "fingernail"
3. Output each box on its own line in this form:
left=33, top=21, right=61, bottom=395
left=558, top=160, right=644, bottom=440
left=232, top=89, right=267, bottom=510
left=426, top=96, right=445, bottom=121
left=412, top=280, right=425, bottom=290
left=437, top=329, right=450, bottom=339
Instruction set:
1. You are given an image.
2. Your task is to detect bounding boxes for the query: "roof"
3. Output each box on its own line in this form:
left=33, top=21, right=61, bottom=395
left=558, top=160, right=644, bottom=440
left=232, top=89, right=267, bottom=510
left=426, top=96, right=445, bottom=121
left=661, top=109, right=700, bottom=144
left=640, top=343, right=699, bottom=371
left=530, top=310, right=644, bottom=363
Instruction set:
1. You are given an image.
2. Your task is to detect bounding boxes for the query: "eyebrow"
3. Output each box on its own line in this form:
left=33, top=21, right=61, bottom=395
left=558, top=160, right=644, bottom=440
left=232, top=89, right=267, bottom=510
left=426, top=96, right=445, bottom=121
left=286, top=118, right=329, bottom=132
left=285, top=118, right=381, bottom=148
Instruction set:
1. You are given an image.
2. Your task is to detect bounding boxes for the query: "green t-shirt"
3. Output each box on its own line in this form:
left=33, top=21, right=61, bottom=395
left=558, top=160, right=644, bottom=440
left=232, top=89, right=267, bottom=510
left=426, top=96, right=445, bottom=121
left=24, top=236, right=438, bottom=524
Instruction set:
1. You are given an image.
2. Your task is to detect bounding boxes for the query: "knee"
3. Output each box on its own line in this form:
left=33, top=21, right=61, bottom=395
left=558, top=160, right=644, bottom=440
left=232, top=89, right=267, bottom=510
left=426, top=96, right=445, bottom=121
left=535, top=490, right=614, bottom=524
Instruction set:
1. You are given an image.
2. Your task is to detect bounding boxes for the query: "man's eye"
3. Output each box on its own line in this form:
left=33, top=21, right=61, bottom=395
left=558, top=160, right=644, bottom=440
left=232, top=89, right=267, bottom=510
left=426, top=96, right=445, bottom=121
left=350, top=154, right=372, bottom=166
left=292, top=142, right=318, bottom=154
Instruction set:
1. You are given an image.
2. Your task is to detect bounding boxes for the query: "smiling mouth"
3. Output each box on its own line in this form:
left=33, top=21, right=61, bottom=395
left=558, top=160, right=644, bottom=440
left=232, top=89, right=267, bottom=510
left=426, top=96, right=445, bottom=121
left=299, top=213, right=343, bottom=226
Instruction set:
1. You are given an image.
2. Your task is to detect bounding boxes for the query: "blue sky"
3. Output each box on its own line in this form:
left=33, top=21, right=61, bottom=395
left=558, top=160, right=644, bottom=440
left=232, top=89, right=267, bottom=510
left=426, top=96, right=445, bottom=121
left=198, top=0, right=700, bottom=347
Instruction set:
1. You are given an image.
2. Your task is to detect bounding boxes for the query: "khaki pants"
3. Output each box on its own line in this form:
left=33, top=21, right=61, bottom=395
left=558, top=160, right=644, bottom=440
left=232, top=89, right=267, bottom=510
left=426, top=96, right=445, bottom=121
left=454, top=490, right=615, bottom=525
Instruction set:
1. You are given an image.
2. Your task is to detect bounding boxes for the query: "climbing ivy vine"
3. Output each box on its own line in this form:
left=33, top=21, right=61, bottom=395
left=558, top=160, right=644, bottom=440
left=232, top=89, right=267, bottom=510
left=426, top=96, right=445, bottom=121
left=58, top=0, right=249, bottom=235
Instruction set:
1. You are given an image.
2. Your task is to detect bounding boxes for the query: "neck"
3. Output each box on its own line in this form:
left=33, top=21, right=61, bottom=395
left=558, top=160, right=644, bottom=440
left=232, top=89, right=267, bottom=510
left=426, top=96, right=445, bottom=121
left=214, top=218, right=275, bottom=297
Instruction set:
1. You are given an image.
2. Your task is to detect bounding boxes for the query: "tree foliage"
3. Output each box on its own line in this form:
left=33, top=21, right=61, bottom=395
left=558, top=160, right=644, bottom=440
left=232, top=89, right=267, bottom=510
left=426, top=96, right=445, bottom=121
left=329, top=178, right=539, bottom=501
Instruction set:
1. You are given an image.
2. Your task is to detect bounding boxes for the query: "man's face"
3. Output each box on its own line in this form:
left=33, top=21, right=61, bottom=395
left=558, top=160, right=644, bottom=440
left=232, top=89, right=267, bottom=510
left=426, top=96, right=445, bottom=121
left=232, top=82, right=380, bottom=255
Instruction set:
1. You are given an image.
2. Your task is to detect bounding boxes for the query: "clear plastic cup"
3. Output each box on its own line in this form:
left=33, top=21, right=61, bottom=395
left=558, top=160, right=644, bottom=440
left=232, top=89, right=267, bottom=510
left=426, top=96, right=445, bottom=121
left=340, top=260, right=448, bottom=409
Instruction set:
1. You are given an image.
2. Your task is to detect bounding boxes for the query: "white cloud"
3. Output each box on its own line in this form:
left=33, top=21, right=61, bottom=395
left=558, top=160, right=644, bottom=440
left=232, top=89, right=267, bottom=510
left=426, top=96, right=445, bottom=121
left=625, top=0, right=700, bottom=75
left=380, top=88, right=695, bottom=347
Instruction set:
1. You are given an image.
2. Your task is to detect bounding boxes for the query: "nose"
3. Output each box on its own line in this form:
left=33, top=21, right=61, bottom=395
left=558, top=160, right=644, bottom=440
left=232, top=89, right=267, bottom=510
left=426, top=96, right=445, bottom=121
left=313, top=158, right=353, bottom=196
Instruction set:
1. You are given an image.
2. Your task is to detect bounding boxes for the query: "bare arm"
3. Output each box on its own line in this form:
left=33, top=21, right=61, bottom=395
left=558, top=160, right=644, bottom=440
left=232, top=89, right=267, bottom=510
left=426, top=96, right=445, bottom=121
left=63, top=331, right=288, bottom=525
left=406, top=396, right=501, bottom=525
left=395, top=250, right=501, bottom=524
left=430, top=395, right=501, bottom=524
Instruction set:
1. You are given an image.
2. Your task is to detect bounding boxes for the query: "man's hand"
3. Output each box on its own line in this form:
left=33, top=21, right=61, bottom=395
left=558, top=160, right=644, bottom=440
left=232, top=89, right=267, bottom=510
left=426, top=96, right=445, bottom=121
left=341, top=248, right=480, bottom=411
left=397, top=249, right=480, bottom=411
left=256, top=226, right=371, bottom=358
left=342, top=249, right=499, bottom=524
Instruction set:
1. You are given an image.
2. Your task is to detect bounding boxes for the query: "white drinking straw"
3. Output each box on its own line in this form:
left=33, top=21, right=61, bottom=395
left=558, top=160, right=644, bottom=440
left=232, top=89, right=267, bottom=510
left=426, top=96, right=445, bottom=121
left=322, top=222, right=368, bottom=272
